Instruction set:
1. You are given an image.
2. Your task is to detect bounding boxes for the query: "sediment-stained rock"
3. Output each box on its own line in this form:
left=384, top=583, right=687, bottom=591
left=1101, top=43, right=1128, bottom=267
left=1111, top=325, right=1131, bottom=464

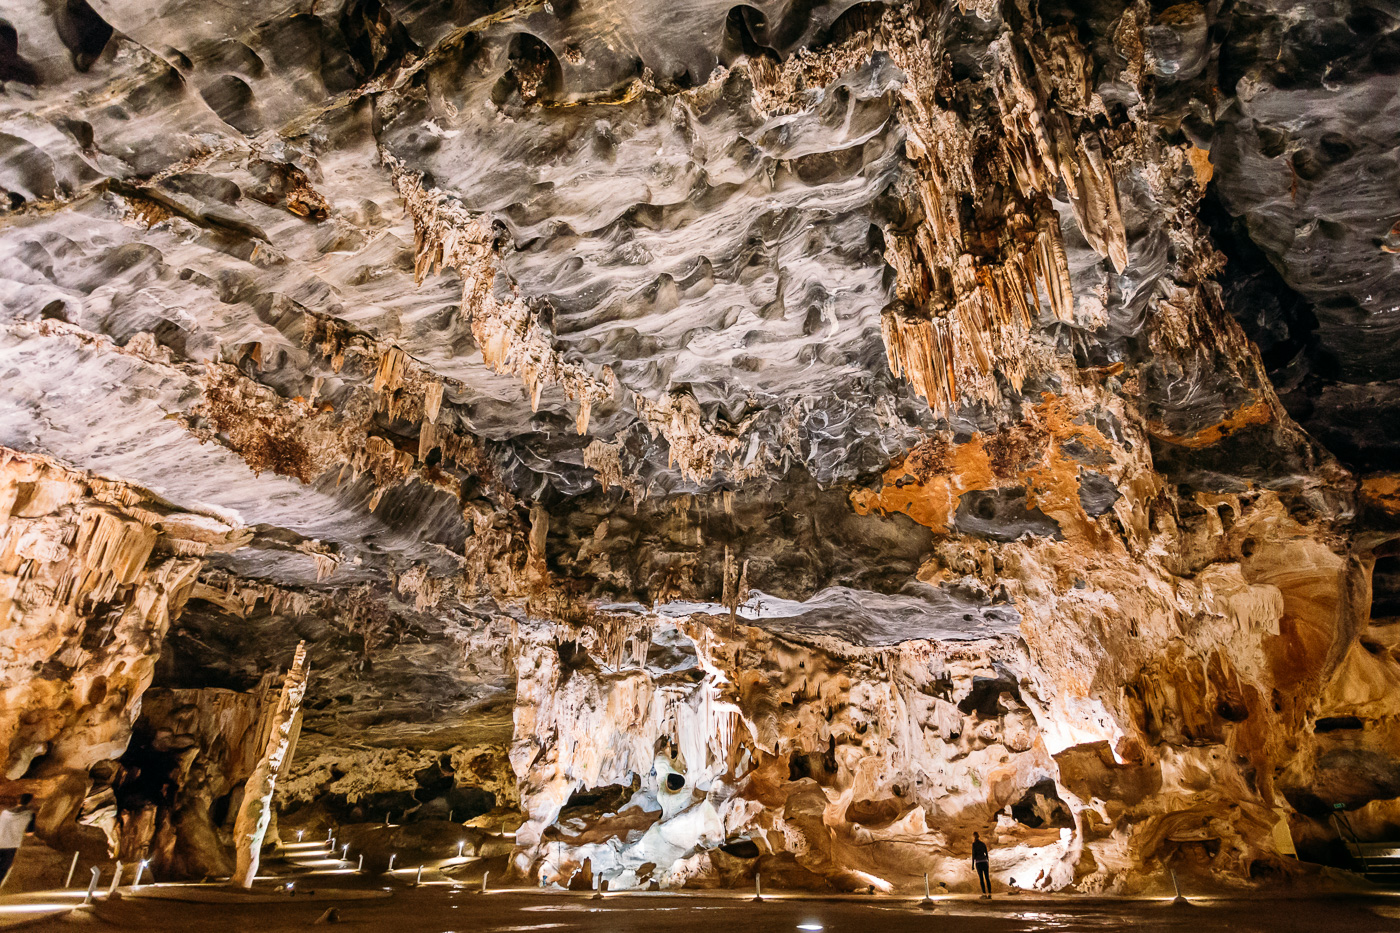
left=0, top=450, right=229, bottom=833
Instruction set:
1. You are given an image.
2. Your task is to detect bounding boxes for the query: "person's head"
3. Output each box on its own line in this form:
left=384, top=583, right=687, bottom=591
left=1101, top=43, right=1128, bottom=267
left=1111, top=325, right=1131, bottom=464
left=973, top=832, right=980, bottom=841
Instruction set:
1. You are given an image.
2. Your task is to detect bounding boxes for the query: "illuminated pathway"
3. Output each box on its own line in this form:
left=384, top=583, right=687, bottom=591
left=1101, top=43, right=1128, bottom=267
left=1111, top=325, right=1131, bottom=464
left=4, top=884, right=1400, bottom=932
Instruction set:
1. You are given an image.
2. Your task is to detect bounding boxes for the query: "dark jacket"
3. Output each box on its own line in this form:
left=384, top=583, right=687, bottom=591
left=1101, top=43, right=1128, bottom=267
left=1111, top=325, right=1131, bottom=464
left=972, top=840, right=989, bottom=864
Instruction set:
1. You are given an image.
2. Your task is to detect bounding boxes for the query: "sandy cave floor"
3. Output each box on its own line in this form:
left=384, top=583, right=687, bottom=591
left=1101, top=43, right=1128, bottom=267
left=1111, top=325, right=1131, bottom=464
left=6, top=886, right=1400, bottom=933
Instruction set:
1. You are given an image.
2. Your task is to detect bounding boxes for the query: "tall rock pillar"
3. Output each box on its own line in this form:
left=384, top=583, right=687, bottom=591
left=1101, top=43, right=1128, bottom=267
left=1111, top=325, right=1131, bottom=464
left=232, top=641, right=309, bottom=888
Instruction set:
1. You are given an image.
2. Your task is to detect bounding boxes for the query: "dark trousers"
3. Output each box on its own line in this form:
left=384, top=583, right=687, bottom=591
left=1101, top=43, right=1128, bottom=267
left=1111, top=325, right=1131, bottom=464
left=0, top=848, right=17, bottom=889
left=975, top=860, right=991, bottom=894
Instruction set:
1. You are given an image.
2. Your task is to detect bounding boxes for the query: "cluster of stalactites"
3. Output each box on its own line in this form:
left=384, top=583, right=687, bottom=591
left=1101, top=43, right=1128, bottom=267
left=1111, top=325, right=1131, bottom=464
left=632, top=391, right=760, bottom=485
left=0, top=453, right=216, bottom=617
left=388, top=156, right=617, bottom=435
left=388, top=158, right=766, bottom=486
left=883, top=20, right=1124, bottom=414
left=188, top=571, right=322, bottom=619
left=751, top=9, right=1126, bottom=415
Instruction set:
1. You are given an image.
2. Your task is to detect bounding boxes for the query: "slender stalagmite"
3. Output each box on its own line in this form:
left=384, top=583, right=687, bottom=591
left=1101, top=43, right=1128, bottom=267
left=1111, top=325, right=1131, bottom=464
left=232, top=642, right=310, bottom=888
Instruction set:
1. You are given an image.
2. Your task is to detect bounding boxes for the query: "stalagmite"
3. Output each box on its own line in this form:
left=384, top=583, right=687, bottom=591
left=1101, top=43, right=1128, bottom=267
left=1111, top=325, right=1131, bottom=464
left=232, top=642, right=311, bottom=888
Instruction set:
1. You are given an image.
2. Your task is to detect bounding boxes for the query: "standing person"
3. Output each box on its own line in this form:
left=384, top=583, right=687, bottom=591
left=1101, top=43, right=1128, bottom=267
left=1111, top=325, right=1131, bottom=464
left=972, top=831, right=992, bottom=899
left=0, top=794, right=35, bottom=891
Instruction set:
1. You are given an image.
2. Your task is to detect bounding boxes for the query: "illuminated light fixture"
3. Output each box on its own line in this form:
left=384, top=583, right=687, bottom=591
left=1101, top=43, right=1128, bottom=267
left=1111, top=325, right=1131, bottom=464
left=797, top=924, right=824, bottom=931
left=849, top=869, right=893, bottom=893
left=0, top=903, right=76, bottom=915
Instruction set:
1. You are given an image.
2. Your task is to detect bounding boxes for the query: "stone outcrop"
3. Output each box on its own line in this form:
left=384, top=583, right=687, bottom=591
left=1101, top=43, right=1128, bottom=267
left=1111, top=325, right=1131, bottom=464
left=0, top=450, right=234, bottom=839
left=105, top=682, right=278, bottom=877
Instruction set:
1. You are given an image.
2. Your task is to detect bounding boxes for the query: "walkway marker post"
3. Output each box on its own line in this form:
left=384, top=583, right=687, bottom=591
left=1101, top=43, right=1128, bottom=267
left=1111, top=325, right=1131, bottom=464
left=1170, top=870, right=1190, bottom=906
left=83, top=867, right=101, bottom=905
left=107, top=862, right=122, bottom=897
left=752, top=873, right=763, bottom=902
left=480, top=870, right=489, bottom=894
left=64, top=851, right=80, bottom=888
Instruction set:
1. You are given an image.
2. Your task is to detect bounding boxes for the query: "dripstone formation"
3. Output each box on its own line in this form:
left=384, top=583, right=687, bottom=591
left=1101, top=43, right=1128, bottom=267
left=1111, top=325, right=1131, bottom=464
left=2, top=0, right=1398, bottom=896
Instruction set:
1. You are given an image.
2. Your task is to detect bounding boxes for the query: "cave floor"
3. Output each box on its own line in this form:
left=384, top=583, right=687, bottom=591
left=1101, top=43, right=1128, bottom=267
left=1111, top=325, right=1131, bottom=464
left=6, top=886, right=1400, bottom=932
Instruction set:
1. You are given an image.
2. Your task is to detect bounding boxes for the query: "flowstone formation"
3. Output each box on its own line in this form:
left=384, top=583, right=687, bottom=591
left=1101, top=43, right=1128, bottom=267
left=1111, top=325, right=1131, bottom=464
left=2, top=0, right=1399, bottom=898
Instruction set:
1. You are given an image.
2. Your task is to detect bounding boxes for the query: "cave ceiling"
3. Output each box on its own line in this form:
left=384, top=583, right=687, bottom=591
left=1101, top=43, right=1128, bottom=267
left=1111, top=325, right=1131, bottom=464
left=2, top=0, right=1399, bottom=761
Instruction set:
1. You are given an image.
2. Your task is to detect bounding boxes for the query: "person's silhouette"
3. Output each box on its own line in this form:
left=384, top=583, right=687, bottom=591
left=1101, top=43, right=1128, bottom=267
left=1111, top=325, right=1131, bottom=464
left=972, top=831, right=991, bottom=898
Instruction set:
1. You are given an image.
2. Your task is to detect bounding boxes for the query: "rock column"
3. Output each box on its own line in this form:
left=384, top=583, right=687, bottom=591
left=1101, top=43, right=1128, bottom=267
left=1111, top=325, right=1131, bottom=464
left=232, top=641, right=309, bottom=888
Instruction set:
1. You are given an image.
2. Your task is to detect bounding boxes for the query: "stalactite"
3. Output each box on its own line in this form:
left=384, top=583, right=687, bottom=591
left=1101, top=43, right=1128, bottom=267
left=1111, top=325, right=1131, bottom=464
left=387, top=156, right=616, bottom=434
left=749, top=8, right=1129, bottom=415
left=389, top=157, right=759, bottom=480
left=423, top=382, right=445, bottom=424
left=372, top=346, right=408, bottom=394
left=0, top=450, right=223, bottom=786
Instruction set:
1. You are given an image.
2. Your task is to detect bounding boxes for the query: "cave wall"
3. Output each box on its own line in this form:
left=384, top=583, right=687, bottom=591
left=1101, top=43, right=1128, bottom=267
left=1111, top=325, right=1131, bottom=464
left=0, top=450, right=238, bottom=840
left=507, top=507, right=1391, bottom=895
left=105, top=684, right=275, bottom=877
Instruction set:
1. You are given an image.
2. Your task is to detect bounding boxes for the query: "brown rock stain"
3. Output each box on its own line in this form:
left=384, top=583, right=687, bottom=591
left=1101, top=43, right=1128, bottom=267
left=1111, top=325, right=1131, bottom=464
left=851, top=393, right=1118, bottom=542
left=1146, top=398, right=1273, bottom=448
left=1360, top=474, right=1400, bottom=515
